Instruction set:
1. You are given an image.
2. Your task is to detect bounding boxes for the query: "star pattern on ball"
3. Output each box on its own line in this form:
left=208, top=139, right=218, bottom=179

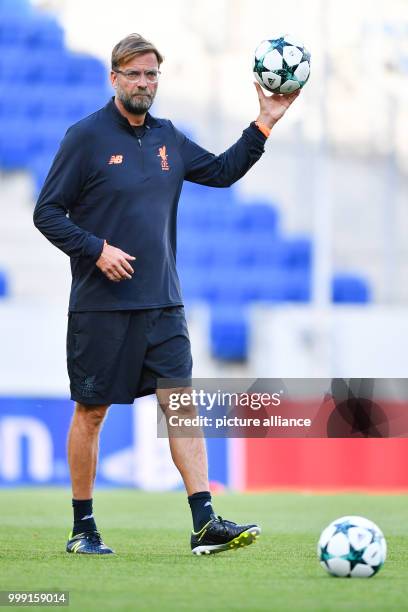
left=346, top=543, right=368, bottom=571
left=332, top=520, right=356, bottom=535
left=320, top=543, right=333, bottom=568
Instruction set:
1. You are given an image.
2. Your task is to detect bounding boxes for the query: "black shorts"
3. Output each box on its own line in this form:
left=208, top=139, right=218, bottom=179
left=66, top=306, right=192, bottom=405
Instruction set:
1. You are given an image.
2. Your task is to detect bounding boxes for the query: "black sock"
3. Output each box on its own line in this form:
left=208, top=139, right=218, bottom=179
left=188, top=491, right=214, bottom=532
left=72, top=498, right=97, bottom=536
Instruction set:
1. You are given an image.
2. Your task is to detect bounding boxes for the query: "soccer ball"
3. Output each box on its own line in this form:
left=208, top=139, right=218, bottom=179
left=317, top=516, right=387, bottom=578
left=253, top=35, right=311, bottom=94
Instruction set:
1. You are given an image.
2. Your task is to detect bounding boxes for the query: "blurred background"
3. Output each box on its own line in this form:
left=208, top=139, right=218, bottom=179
left=0, top=0, right=407, bottom=491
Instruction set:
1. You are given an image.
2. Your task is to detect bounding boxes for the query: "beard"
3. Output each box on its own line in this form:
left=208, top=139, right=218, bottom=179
left=116, top=86, right=155, bottom=115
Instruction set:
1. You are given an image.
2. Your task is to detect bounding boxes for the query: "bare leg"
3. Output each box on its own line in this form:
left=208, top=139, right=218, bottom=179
left=67, top=402, right=110, bottom=499
left=156, top=388, right=209, bottom=496
left=169, top=436, right=209, bottom=496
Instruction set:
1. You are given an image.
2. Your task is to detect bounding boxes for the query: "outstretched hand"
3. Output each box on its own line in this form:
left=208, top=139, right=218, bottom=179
left=254, top=81, right=301, bottom=128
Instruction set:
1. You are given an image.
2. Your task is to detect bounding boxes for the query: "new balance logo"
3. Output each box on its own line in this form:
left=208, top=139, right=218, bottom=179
left=157, top=145, right=170, bottom=171
left=108, top=155, right=123, bottom=165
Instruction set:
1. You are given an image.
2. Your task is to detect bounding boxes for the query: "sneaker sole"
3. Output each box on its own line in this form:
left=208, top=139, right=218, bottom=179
left=191, top=526, right=261, bottom=555
left=66, top=549, right=115, bottom=554
left=66, top=544, right=115, bottom=555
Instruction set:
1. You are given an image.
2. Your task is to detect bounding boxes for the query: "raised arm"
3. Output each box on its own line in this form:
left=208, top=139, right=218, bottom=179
left=174, top=84, right=300, bottom=188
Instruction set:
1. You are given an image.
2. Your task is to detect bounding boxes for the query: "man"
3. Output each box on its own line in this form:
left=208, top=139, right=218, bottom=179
left=33, top=33, right=300, bottom=556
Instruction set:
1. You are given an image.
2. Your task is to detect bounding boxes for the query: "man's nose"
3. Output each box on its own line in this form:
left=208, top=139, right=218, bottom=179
left=137, top=73, right=149, bottom=87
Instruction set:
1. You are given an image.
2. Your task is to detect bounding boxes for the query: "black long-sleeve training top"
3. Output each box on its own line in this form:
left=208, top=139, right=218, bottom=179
left=33, top=97, right=267, bottom=312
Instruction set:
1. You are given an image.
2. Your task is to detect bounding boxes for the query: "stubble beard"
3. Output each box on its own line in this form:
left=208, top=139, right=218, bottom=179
left=117, top=86, right=155, bottom=115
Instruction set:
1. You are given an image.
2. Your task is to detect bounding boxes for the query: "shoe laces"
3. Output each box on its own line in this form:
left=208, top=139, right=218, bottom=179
left=85, top=530, right=103, bottom=545
left=215, top=515, right=236, bottom=532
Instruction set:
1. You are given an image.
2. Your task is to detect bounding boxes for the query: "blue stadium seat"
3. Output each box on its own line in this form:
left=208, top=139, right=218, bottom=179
left=179, top=265, right=259, bottom=305
left=0, top=34, right=108, bottom=178
left=0, top=51, right=107, bottom=87
left=178, top=266, right=214, bottom=302
left=10, top=49, right=69, bottom=84
left=0, top=119, right=31, bottom=168
left=282, top=237, right=312, bottom=268
left=0, top=118, right=68, bottom=169
left=210, top=306, right=248, bottom=361
left=207, top=232, right=252, bottom=267
left=0, top=268, right=9, bottom=297
left=0, top=15, right=63, bottom=50
left=248, top=236, right=312, bottom=270
left=178, top=199, right=234, bottom=231
left=177, top=204, right=197, bottom=229
left=284, top=270, right=311, bottom=301
left=233, top=201, right=279, bottom=235
left=25, top=15, right=64, bottom=50
left=0, top=89, right=29, bottom=119
left=250, top=237, right=288, bottom=268
left=179, top=184, right=236, bottom=221
left=28, top=152, right=54, bottom=195
left=22, top=86, right=109, bottom=122
left=26, top=86, right=70, bottom=120
left=178, top=251, right=312, bottom=306
left=63, top=87, right=109, bottom=120
left=30, top=120, right=68, bottom=157
left=0, top=49, right=28, bottom=82
left=177, top=232, right=214, bottom=268
left=65, top=54, right=107, bottom=86
left=332, top=274, right=370, bottom=303
left=179, top=180, right=203, bottom=199
left=0, top=0, right=31, bottom=16
left=0, top=16, right=30, bottom=46
left=207, top=267, right=258, bottom=304
left=251, top=270, right=288, bottom=302
left=189, top=183, right=236, bottom=205
left=250, top=268, right=311, bottom=303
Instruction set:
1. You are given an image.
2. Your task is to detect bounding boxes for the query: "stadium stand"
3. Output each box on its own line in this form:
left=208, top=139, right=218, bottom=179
left=0, top=0, right=110, bottom=181
left=0, top=0, right=371, bottom=362
left=177, top=184, right=369, bottom=360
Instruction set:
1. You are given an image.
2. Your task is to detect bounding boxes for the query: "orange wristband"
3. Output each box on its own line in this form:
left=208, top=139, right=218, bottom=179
left=254, top=121, right=271, bottom=138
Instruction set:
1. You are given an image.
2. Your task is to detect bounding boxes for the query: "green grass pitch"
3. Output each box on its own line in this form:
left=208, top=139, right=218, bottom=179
left=0, top=489, right=407, bottom=611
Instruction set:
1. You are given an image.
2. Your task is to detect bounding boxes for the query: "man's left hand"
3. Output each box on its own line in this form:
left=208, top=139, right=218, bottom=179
left=254, top=81, right=301, bottom=129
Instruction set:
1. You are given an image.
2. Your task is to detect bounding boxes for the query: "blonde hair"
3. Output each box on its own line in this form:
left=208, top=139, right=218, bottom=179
left=111, top=33, right=164, bottom=69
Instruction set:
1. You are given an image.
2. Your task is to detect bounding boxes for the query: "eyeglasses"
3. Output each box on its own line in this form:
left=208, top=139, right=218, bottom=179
left=114, top=69, right=161, bottom=83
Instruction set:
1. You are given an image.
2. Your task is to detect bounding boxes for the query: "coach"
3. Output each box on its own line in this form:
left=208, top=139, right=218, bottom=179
left=33, top=33, right=300, bottom=555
